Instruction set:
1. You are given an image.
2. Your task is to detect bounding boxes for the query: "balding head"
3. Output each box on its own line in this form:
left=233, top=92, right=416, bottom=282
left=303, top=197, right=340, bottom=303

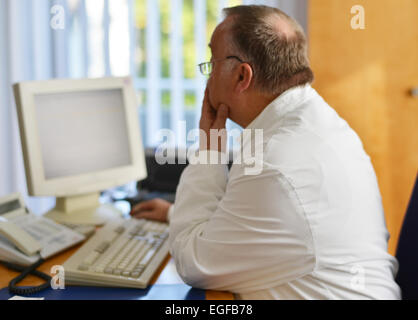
left=222, top=5, right=314, bottom=96
left=266, top=13, right=295, bottom=38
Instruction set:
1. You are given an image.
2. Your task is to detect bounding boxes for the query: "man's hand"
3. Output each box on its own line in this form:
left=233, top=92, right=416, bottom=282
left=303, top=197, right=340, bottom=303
left=199, top=88, right=229, bottom=152
left=130, top=198, right=171, bottom=222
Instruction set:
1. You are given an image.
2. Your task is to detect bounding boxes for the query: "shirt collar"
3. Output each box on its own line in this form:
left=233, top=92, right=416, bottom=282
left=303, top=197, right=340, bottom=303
left=245, top=84, right=315, bottom=130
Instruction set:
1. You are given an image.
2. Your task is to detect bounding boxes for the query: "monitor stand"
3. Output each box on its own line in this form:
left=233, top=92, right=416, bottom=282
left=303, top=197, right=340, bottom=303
left=44, top=192, right=123, bottom=226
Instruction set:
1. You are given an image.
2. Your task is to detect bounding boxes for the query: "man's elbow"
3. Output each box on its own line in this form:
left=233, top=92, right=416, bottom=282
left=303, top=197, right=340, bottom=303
left=172, top=249, right=210, bottom=288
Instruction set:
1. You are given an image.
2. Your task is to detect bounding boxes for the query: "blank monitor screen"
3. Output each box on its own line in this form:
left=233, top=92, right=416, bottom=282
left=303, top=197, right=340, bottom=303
left=34, top=88, right=132, bottom=180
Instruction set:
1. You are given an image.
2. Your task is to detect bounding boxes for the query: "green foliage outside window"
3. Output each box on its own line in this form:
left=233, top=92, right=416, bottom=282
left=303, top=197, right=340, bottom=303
left=134, top=0, right=242, bottom=110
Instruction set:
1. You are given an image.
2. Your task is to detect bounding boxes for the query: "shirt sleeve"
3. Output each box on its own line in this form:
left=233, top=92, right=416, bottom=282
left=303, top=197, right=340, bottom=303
left=167, top=204, right=175, bottom=223
left=168, top=150, right=316, bottom=294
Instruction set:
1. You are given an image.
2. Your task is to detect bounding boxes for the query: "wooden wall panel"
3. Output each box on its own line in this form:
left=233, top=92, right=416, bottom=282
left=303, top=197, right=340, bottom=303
left=308, top=0, right=418, bottom=255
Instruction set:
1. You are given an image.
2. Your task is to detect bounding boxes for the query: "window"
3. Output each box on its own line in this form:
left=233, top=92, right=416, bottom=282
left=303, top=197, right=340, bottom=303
left=1, top=0, right=288, bottom=211
left=54, top=0, right=280, bottom=147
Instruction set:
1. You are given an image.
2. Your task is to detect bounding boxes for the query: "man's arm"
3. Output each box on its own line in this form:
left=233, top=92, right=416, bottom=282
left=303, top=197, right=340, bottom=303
left=169, top=157, right=316, bottom=293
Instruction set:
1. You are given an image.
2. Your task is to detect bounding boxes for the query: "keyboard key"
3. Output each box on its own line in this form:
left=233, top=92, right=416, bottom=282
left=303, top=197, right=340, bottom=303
left=130, top=270, right=142, bottom=278
left=154, top=239, right=164, bottom=248
left=78, top=264, right=89, bottom=271
left=83, top=251, right=100, bottom=265
left=104, top=267, right=113, bottom=274
left=95, top=241, right=110, bottom=254
left=129, top=224, right=144, bottom=236
left=94, top=266, right=105, bottom=273
left=138, top=246, right=157, bottom=268
left=122, top=271, right=131, bottom=277
left=114, top=226, right=125, bottom=234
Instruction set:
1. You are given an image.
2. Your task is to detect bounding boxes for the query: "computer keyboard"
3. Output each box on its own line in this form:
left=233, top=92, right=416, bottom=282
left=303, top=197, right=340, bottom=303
left=63, top=217, right=170, bottom=288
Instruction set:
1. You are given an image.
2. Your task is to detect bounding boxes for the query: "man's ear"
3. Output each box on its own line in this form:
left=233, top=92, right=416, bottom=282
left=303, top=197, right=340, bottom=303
left=235, top=63, right=253, bottom=93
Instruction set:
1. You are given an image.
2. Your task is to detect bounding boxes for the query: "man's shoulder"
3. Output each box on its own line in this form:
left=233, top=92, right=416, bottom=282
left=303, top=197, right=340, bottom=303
left=262, top=126, right=323, bottom=168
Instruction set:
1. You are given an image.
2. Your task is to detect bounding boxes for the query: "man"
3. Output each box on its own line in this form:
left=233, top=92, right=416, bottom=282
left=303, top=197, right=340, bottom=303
left=131, top=5, right=401, bottom=299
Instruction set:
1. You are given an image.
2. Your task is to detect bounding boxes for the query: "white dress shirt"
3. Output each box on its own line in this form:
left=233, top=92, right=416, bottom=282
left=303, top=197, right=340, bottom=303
left=167, top=84, right=401, bottom=300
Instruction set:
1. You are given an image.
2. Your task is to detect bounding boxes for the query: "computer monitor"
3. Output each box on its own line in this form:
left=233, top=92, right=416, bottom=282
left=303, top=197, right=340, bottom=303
left=13, top=77, right=147, bottom=225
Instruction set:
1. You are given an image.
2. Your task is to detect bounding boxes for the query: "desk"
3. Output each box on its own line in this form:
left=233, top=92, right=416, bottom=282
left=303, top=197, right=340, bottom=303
left=0, top=242, right=233, bottom=300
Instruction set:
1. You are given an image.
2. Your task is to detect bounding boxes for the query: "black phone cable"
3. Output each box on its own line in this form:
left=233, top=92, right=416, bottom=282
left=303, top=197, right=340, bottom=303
left=0, top=258, right=52, bottom=296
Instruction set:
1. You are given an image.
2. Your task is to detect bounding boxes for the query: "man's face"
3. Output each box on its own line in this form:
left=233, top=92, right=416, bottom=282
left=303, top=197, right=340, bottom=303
left=207, top=19, right=235, bottom=112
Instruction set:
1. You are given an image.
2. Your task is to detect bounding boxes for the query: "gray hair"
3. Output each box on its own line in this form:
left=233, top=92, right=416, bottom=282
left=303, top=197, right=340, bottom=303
left=223, top=5, right=314, bottom=96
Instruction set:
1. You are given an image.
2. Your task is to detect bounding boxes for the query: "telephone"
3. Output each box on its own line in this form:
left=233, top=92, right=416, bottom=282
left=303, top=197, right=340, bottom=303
left=0, top=193, right=85, bottom=266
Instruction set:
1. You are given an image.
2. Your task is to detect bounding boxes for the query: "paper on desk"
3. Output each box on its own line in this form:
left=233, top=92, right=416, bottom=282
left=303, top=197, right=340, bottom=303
left=9, top=295, right=45, bottom=300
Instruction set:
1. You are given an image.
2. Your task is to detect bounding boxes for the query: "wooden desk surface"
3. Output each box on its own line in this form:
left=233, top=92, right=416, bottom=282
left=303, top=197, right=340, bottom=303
left=0, top=241, right=233, bottom=300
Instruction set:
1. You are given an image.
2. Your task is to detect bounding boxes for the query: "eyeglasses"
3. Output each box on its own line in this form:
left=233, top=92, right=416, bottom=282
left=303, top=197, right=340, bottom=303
left=198, top=55, right=245, bottom=76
